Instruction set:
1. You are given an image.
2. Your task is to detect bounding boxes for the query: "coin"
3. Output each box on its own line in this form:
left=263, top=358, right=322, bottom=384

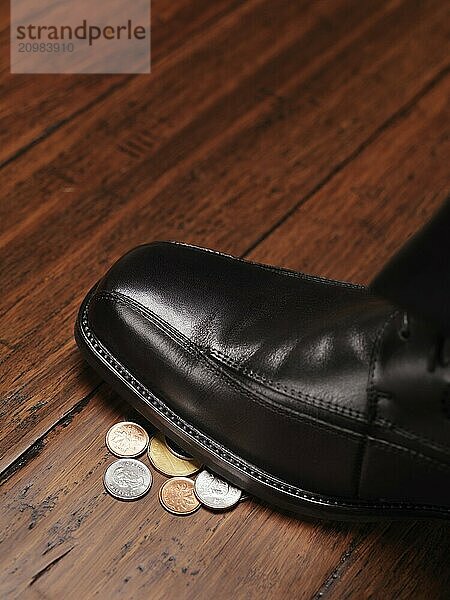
left=148, top=433, right=202, bottom=477
left=194, top=470, right=242, bottom=510
left=104, top=459, right=152, bottom=500
left=106, top=422, right=149, bottom=458
left=164, top=435, right=193, bottom=460
left=159, top=477, right=201, bottom=515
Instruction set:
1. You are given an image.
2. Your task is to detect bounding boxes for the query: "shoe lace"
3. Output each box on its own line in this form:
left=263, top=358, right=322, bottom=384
left=398, top=311, right=450, bottom=373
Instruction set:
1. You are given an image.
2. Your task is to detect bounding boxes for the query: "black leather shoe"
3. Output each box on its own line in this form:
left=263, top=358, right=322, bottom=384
left=75, top=242, right=450, bottom=520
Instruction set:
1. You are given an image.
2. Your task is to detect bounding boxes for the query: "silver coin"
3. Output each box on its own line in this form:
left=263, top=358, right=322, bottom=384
left=104, top=459, right=152, bottom=501
left=194, top=470, right=242, bottom=510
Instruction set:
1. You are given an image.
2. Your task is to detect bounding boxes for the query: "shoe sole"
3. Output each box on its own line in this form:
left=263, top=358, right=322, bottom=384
left=75, top=286, right=450, bottom=522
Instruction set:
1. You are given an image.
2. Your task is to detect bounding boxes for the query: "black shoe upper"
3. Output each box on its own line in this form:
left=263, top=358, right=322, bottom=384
left=371, top=198, right=450, bottom=333
left=87, top=242, right=450, bottom=507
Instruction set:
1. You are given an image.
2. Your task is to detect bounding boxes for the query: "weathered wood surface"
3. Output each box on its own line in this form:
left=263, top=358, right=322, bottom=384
left=1, top=0, right=449, bottom=598
left=2, top=0, right=450, bottom=474
left=0, top=0, right=240, bottom=165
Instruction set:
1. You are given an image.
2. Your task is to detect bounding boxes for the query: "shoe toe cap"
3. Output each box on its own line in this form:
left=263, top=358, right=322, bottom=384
left=92, top=242, right=210, bottom=340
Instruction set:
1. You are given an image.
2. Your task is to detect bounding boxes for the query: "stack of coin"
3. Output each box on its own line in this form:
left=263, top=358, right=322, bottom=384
left=103, top=421, right=248, bottom=516
left=103, top=422, right=152, bottom=501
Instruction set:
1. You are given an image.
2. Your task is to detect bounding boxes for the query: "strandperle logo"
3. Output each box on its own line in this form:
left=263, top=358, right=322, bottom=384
left=11, top=0, right=151, bottom=73
left=16, top=19, right=147, bottom=46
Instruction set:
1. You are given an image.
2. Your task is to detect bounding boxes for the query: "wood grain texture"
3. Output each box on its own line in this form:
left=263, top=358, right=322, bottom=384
left=0, top=0, right=390, bottom=469
left=2, top=0, right=450, bottom=474
left=1, top=0, right=450, bottom=598
left=0, top=387, right=362, bottom=599
left=0, top=0, right=240, bottom=165
left=317, top=520, right=450, bottom=600
left=251, top=71, right=450, bottom=280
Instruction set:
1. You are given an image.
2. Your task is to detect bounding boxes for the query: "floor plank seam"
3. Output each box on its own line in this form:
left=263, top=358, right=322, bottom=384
left=0, top=383, right=102, bottom=485
left=0, top=0, right=252, bottom=174
left=28, top=546, right=75, bottom=587
left=241, top=63, right=450, bottom=259
left=0, top=78, right=132, bottom=172
left=312, top=528, right=371, bottom=599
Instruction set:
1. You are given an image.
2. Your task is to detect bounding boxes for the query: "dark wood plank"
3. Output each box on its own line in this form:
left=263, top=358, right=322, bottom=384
left=0, top=0, right=240, bottom=165
left=2, top=0, right=449, bottom=474
left=0, top=2, right=449, bottom=600
left=1, top=56, right=449, bottom=600
left=317, top=521, right=450, bottom=600
left=0, top=0, right=392, bottom=469
left=251, top=77, right=450, bottom=282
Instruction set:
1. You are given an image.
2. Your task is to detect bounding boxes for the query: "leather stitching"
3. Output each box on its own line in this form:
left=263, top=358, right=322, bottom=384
left=93, top=292, right=362, bottom=442
left=92, top=291, right=450, bottom=472
left=138, top=245, right=450, bottom=454
left=206, top=346, right=367, bottom=422
left=357, top=310, right=399, bottom=497
left=366, top=436, right=450, bottom=467
left=100, top=285, right=450, bottom=453
left=79, top=295, right=450, bottom=514
left=374, top=418, right=450, bottom=456
left=205, top=342, right=450, bottom=455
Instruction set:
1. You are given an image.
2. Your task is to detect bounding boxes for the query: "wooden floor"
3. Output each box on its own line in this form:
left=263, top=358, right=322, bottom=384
left=1, top=1, right=450, bottom=598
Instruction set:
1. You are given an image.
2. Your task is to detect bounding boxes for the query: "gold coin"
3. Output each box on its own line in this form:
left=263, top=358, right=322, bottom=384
left=148, top=433, right=202, bottom=476
left=105, top=422, right=149, bottom=458
left=159, top=477, right=201, bottom=515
